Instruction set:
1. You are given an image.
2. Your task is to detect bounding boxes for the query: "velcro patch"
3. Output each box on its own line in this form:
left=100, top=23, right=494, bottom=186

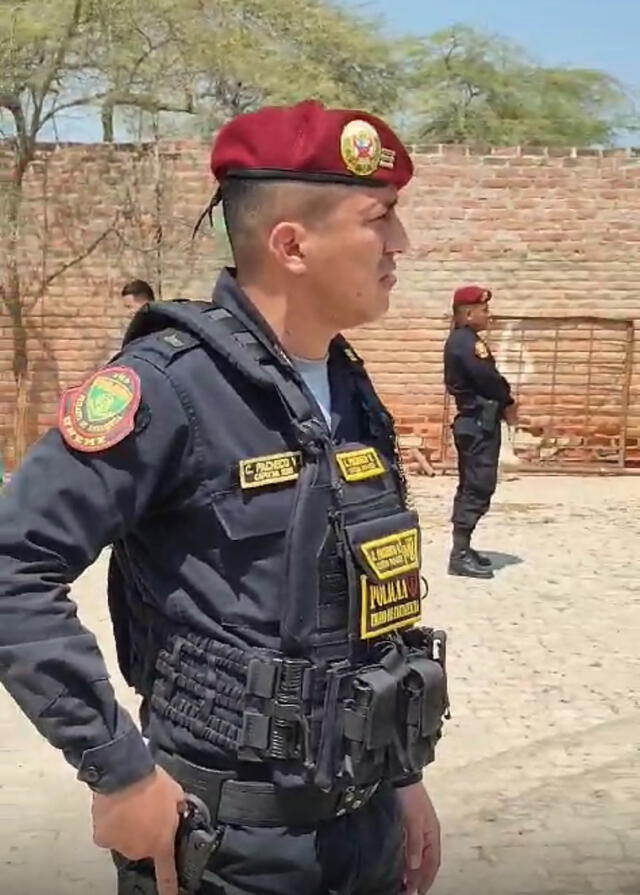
left=360, top=570, right=421, bottom=639
left=239, top=451, right=301, bottom=489
left=335, top=447, right=385, bottom=482
left=360, top=528, right=419, bottom=581
left=58, top=366, right=141, bottom=453
left=475, top=340, right=489, bottom=359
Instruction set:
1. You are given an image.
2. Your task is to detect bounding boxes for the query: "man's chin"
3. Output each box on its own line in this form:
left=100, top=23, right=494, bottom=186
left=358, top=294, right=390, bottom=327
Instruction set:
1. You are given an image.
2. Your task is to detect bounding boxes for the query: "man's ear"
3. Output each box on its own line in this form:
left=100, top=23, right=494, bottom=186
left=268, top=221, right=308, bottom=275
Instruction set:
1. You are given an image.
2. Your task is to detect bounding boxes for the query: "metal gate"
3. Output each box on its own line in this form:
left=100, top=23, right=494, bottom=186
left=440, top=315, right=634, bottom=470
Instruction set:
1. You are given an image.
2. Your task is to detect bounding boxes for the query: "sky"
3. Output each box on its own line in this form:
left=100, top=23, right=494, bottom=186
left=34, top=0, right=640, bottom=142
left=348, top=0, right=640, bottom=88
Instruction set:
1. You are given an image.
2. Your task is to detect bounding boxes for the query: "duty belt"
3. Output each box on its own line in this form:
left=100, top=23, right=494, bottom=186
left=156, top=749, right=380, bottom=828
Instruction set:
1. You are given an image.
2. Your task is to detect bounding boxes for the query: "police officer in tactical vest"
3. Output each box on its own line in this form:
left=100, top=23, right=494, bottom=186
left=444, top=285, right=517, bottom=579
left=0, top=100, right=449, bottom=895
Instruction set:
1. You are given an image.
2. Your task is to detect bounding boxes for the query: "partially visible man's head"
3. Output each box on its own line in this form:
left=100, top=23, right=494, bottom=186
left=209, top=100, right=413, bottom=331
left=121, top=279, right=155, bottom=313
left=452, top=284, right=492, bottom=332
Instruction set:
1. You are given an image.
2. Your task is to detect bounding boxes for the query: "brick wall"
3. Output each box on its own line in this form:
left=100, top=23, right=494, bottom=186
left=1, top=141, right=639, bottom=468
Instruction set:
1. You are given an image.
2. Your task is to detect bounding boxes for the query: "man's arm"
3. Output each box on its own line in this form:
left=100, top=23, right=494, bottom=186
left=0, top=357, right=195, bottom=794
left=454, top=333, right=514, bottom=408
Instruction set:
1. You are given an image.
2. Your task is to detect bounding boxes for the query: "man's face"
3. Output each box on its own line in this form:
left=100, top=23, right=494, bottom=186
left=298, top=184, right=409, bottom=331
left=122, top=294, right=148, bottom=313
left=467, top=300, right=491, bottom=332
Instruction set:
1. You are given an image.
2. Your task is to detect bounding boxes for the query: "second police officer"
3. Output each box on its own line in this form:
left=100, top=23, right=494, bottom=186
left=444, top=285, right=517, bottom=579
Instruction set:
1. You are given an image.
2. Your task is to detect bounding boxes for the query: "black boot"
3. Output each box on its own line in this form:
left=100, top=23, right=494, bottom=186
left=448, top=547, right=494, bottom=579
left=469, top=548, right=492, bottom=568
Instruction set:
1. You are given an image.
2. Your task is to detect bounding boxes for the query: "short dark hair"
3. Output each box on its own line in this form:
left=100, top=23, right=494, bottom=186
left=220, top=177, right=350, bottom=272
left=220, top=178, right=266, bottom=265
left=121, top=279, right=155, bottom=302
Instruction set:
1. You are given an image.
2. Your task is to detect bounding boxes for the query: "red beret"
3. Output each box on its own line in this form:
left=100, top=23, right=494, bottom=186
left=210, top=99, right=413, bottom=191
left=452, top=285, right=492, bottom=307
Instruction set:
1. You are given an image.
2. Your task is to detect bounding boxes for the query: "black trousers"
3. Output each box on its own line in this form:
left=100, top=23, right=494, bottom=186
left=113, top=782, right=404, bottom=895
left=451, top=416, right=501, bottom=537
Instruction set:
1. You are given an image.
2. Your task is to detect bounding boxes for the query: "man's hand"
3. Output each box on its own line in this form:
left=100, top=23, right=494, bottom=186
left=397, top=781, right=441, bottom=895
left=504, top=402, right=518, bottom=427
left=92, top=766, right=186, bottom=895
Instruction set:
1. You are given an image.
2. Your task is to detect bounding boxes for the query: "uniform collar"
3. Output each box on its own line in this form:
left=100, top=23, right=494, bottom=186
left=212, top=267, right=280, bottom=341
left=212, top=267, right=343, bottom=368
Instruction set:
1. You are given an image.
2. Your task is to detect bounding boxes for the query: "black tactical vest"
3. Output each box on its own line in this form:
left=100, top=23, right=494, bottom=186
left=108, top=295, right=449, bottom=791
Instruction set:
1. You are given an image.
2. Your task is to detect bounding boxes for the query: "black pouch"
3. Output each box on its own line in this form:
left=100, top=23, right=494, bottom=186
left=389, top=629, right=449, bottom=778
left=478, top=398, right=499, bottom=433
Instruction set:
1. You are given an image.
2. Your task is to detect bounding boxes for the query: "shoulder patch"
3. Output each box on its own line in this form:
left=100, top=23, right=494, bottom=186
left=58, top=366, right=141, bottom=453
left=474, top=340, right=489, bottom=359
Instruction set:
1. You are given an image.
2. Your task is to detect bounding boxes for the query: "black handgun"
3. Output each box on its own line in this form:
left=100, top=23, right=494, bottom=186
left=176, top=794, right=221, bottom=894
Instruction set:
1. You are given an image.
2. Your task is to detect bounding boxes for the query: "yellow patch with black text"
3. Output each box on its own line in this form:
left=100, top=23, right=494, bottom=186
left=239, top=451, right=301, bottom=489
left=360, top=570, right=422, bottom=639
left=335, top=447, right=385, bottom=483
left=475, top=340, right=489, bottom=359
left=361, top=528, right=419, bottom=581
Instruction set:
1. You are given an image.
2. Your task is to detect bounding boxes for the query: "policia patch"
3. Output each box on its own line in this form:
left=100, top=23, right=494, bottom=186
left=239, top=451, right=301, bottom=489
left=58, top=366, right=141, bottom=452
left=358, top=528, right=422, bottom=639
left=335, top=447, right=385, bottom=483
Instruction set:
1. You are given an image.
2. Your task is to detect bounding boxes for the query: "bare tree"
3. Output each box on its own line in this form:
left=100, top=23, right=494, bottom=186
left=0, top=0, right=404, bottom=462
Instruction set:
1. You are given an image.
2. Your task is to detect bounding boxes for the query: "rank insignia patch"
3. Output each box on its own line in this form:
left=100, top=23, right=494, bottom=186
left=475, top=340, right=489, bottom=359
left=343, top=346, right=360, bottom=363
left=360, top=570, right=422, bottom=639
left=58, top=366, right=141, bottom=452
left=360, top=528, right=420, bottom=581
left=239, top=451, right=301, bottom=489
left=335, top=447, right=385, bottom=483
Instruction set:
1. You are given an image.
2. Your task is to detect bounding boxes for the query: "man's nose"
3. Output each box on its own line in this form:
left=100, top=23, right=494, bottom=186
left=387, top=214, right=409, bottom=254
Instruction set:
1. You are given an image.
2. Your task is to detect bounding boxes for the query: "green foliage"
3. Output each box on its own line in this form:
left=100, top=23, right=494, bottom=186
left=0, top=0, right=403, bottom=143
left=404, top=24, right=638, bottom=146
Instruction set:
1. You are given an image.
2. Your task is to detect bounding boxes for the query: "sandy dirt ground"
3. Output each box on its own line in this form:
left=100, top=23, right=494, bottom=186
left=1, top=473, right=638, bottom=894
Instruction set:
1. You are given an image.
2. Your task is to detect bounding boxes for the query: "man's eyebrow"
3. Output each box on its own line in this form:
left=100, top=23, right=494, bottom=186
left=369, top=196, right=398, bottom=213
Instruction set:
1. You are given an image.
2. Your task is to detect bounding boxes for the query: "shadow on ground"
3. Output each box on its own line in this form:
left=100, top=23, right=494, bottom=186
left=482, top=551, right=523, bottom=572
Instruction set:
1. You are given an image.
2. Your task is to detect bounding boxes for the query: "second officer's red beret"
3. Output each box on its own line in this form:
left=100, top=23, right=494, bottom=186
left=453, top=285, right=493, bottom=307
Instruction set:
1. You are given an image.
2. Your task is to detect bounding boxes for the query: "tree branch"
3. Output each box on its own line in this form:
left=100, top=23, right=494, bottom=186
left=29, top=0, right=83, bottom=139
left=32, top=217, right=118, bottom=305
left=109, top=90, right=194, bottom=116
left=0, top=92, right=30, bottom=169
left=38, top=91, right=109, bottom=129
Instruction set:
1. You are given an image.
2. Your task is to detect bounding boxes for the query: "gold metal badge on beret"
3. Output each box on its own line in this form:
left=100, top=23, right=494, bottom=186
left=340, top=119, right=383, bottom=176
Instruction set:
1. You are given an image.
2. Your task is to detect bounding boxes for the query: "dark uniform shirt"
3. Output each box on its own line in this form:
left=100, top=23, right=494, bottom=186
left=0, top=270, right=379, bottom=794
left=444, top=325, right=513, bottom=415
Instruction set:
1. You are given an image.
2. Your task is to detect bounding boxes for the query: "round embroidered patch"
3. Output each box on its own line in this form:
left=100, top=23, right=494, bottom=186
left=340, top=119, right=382, bottom=177
left=58, top=366, right=141, bottom=452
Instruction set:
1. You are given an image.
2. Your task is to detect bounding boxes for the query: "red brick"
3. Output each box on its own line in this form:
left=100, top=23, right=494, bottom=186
left=1, top=139, right=639, bottom=469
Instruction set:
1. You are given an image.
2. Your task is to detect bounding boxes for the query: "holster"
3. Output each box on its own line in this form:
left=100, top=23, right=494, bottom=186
left=476, top=397, right=499, bottom=433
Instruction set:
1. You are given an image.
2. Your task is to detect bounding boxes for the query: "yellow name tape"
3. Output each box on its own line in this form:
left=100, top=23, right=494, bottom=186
left=335, top=447, right=385, bottom=483
left=239, top=451, right=301, bottom=489
left=360, top=571, right=421, bottom=639
left=360, top=528, right=419, bottom=581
